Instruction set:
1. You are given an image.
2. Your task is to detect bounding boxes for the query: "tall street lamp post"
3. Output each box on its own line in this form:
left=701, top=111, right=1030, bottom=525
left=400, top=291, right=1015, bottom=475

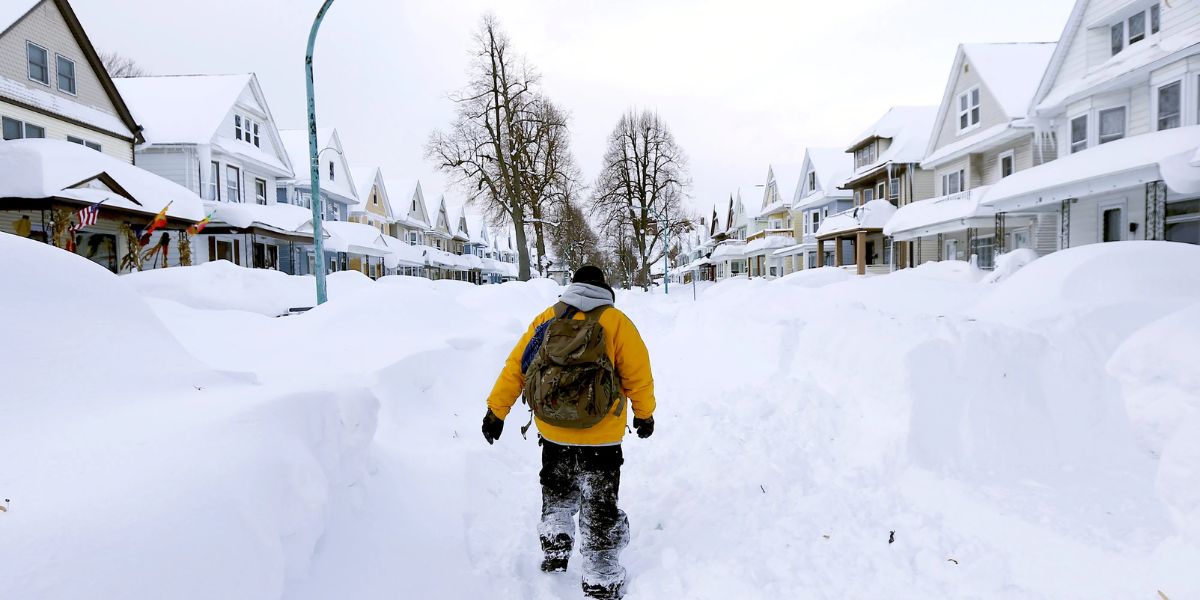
left=305, top=0, right=335, bottom=305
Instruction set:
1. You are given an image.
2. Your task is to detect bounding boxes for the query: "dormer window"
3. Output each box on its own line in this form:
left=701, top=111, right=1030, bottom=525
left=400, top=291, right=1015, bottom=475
left=1110, top=3, right=1160, bottom=57
left=853, top=143, right=877, bottom=169
left=958, top=87, right=980, bottom=132
left=808, top=172, right=817, bottom=193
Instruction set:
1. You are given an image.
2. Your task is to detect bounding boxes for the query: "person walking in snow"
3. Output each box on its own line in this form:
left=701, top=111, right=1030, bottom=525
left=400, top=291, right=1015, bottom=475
left=482, top=265, right=656, bottom=600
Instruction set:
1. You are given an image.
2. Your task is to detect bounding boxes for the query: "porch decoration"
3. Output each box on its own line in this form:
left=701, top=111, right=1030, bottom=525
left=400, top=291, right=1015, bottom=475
left=178, top=231, right=192, bottom=266
left=141, top=232, right=171, bottom=268
left=51, top=208, right=72, bottom=250
left=119, top=223, right=144, bottom=272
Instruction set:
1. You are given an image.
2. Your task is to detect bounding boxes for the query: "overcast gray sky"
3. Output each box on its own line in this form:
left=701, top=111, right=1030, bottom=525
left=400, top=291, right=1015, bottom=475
left=74, top=0, right=1074, bottom=215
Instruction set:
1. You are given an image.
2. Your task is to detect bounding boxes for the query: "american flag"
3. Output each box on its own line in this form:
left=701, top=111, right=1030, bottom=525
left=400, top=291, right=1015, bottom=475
left=74, top=202, right=101, bottom=230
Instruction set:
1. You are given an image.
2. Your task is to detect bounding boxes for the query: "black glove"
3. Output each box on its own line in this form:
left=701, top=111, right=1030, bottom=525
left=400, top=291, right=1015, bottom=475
left=633, top=416, right=654, bottom=439
left=482, top=410, right=504, bottom=445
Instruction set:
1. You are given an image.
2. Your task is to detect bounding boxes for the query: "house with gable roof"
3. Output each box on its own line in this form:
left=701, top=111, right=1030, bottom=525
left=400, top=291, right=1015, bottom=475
left=885, top=42, right=1059, bottom=268
left=114, top=73, right=302, bottom=271
left=981, top=0, right=1200, bottom=249
left=744, top=162, right=804, bottom=278
left=386, top=179, right=431, bottom=251
left=350, top=166, right=392, bottom=235
left=0, top=0, right=213, bottom=273
left=818, top=106, right=937, bottom=275
left=277, top=128, right=358, bottom=224
left=0, top=0, right=141, bottom=161
left=774, top=148, right=855, bottom=273
left=709, top=192, right=749, bottom=279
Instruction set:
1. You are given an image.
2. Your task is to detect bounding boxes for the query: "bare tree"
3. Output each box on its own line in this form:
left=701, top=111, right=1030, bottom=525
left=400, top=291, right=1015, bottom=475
left=427, top=15, right=577, bottom=281
left=99, top=51, right=150, bottom=78
left=590, top=109, right=692, bottom=289
left=547, top=198, right=600, bottom=275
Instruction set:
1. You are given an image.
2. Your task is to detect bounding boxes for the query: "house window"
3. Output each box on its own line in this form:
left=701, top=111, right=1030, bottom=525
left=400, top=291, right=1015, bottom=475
left=209, top=161, right=220, bottom=201
left=958, top=87, right=981, bottom=131
left=66, top=136, right=101, bottom=151
left=253, top=123, right=260, bottom=147
left=888, top=178, right=900, bottom=200
left=861, top=188, right=874, bottom=203
left=854, top=143, right=876, bottom=169
left=1128, top=11, right=1146, bottom=44
left=1102, top=207, right=1123, bottom=242
left=876, top=182, right=886, bottom=201
left=2, top=117, right=44, bottom=139
left=1111, top=4, right=1161, bottom=56
left=226, top=165, right=240, bottom=202
left=808, top=172, right=817, bottom=192
left=329, top=161, right=335, bottom=180
left=1099, top=107, right=1126, bottom=144
left=944, top=238, right=958, bottom=260
left=1070, top=115, right=1088, bottom=153
left=970, top=235, right=995, bottom=269
left=27, top=42, right=49, bottom=85
left=56, top=55, right=76, bottom=94
left=811, top=210, right=821, bottom=232
left=942, top=169, right=965, bottom=195
left=372, top=191, right=378, bottom=206
left=235, top=115, right=242, bottom=139
left=1165, top=199, right=1199, bottom=244
left=255, top=178, right=267, bottom=205
left=999, top=151, right=1015, bottom=178
left=1157, top=81, right=1181, bottom=130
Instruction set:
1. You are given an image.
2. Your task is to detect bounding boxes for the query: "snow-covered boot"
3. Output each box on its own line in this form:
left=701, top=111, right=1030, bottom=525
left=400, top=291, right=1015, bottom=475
left=540, top=533, right=572, bottom=573
left=582, top=579, right=626, bottom=600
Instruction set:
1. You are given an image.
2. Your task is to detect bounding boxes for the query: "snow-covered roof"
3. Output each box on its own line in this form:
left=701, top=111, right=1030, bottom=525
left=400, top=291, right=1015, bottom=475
left=767, top=162, right=804, bottom=207
left=210, top=138, right=290, bottom=175
left=1033, top=10, right=1200, bottom=114
left=278, top=128, right=358, bottom=202
left=318, top=220, right=390, bottom=257
left=114, top=74, right=249, bottom=144
left=922, top=123, right=1023, bottom=169
left=772, top=243, right=805, bottom=257
left=0, top=76, right=133, bottom=139
left=0, top=139, right=204, bottom=221
left=710, top=241, right=747, bottom=261
left=384, top=178, right=430, bottom=228
left=204, top=200, right=320, bottom=236
left=844, top=106, right=938, bottom=181
left=380, top=234, right=425, bottom=268
left=802, top=148, right=854, bottom=201
left=742, top=235, right=795, bottom=256
left=465, top=214, right=490, bottom=245
left=983, top=125, right=1200, bottom=211
left=816, top=200, right=897, bottom=238
left=961, top=43, right=1056, bottom=119
left=0, top=0, right=40, bottom=33
left=884, top=187, right=994, bottom=240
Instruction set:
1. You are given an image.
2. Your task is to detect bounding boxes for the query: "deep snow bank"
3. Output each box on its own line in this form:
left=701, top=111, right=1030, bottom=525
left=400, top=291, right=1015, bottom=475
left=0, top=233, right=380, bottom=599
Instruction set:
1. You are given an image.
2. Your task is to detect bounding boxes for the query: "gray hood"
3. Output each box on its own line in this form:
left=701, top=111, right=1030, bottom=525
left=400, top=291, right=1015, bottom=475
left=560, top=282, right=615, bottom=312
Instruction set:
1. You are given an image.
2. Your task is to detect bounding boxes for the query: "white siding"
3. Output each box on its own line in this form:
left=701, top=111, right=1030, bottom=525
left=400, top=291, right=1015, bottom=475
left=134, top=147, right=195, bottom=191
left=931, top=56, right=1012, bottom=152
left=1, top=99, right=131, bottom=161
left=935, top=158, right=969, bottom=196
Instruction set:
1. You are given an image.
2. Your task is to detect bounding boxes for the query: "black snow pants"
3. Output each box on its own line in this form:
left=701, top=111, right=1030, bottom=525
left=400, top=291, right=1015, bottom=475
left=538, top=438, right=630, bottom=587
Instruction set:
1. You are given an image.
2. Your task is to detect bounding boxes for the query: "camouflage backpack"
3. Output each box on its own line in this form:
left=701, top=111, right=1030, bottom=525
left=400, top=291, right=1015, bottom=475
left=521, top=302, right=623, bottom=430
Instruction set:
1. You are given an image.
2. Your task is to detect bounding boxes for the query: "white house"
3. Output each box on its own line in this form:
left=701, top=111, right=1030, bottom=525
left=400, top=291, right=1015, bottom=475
left=278, top=128, right=358, bottom=224
left=778, top=148, right=855, bottom=272
left=114, top=73, right=300, bottom=271
left=983, top=0, right=1200, bottom=248
left=886, top=42, right=1059, bottom=268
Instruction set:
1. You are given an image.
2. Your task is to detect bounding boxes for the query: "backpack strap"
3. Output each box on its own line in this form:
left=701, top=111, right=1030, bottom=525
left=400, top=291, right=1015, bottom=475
left=554, top=301, right=578, bottom=320
left=583, top=304, right=610, bottom=322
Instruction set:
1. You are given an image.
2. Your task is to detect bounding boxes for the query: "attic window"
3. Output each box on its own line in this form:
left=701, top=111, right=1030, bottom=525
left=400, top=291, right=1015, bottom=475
left=235, top=115, right=261, bottom=147
left=1110, top=3, right=1161, bottom=57
left=808, top=172, right=817, bottom=192
left=329, top=161, right=335, bottom=180
left=27, top=42, right=49, bottom=85
left=957, top=86, right=981, bottom=132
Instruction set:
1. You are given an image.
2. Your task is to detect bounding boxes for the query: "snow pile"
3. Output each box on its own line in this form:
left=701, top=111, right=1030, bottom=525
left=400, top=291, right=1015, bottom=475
left=0, top=232, right=380, bottom=599
left=816, top=199, right=897, bottom=237
left=124, top=260, right=377, bottom=316
left=983, top=248, right=1039, bottom=283
left=5, top=237, right=1200, bottom=599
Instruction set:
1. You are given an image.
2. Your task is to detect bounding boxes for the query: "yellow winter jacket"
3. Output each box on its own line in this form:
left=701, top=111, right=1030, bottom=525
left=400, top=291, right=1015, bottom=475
left=486, top=304, right=655, bottom=446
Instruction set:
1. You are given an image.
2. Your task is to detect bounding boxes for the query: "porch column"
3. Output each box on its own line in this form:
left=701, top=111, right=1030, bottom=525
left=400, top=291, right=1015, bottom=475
left=817, top=238, right=825, bottom=268
left=897, top=240, right=908, bottom=270
left=856, top=231, right=867, bottom=276
left=832, top=237, right=842, bottom=267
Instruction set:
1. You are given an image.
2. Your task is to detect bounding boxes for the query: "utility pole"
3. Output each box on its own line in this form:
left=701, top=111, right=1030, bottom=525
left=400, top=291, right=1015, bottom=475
left=305, top=0, right=335, bottom=304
